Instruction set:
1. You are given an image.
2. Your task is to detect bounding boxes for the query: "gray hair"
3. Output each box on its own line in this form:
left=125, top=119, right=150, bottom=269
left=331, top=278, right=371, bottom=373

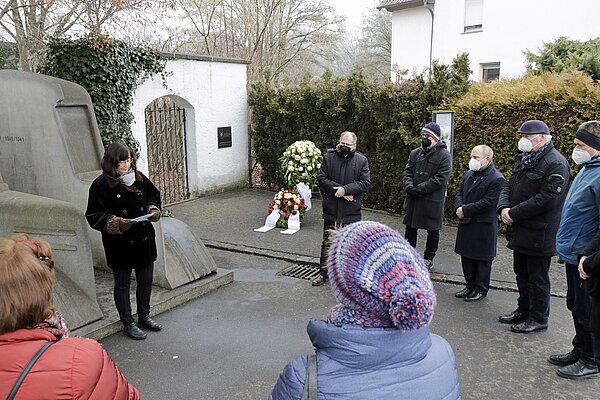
left=474, top=144, right=494, bottom=159
left=340, top=131, right=357, bottom=144
left=579, top=121, right=600, bottom=138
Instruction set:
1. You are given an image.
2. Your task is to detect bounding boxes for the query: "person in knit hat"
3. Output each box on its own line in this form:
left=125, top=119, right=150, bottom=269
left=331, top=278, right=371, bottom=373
left=403, top=122, right=452, bottom=271
left=269, top=221, right=461, bottom=400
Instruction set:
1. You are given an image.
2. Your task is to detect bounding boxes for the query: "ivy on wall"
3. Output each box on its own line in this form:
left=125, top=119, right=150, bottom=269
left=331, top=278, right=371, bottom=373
left=40, top=35, right=166, bottom=153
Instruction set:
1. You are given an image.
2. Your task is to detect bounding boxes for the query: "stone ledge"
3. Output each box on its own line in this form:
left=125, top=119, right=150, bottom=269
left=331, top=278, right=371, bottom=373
left=73, top=268, right=233, bottom=340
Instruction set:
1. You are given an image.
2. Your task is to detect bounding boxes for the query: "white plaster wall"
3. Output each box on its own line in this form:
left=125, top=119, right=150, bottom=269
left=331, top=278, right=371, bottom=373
left=131, top=58, right=248, bottom=197
left=390, top=0, right=600, bottom=80
left=391, top=7, right=432, bottom=77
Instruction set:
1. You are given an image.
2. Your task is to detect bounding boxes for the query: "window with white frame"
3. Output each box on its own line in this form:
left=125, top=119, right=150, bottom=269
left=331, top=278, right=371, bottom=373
left=481, top=63, right=500, bottom=82
left=464, top=0, right=483, bottom=32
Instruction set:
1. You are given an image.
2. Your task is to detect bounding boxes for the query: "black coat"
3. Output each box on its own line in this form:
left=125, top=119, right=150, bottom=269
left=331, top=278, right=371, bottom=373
left=454, top=163, right=505, bottom=261
left=403, top=141, right=452, bottom=230
left=86, top=171, right=161, bottom=269
left=497, top=143, right=571, bottom=257
left=317, top=149, right=371, bottom=224
left=580, top=233, right=600, bottom=336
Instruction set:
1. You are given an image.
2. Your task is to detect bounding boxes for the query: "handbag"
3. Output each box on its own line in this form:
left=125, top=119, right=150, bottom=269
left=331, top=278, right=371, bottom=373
left=6, top=340, right=57, bottom=400
left=301, top=353, right=318, bottom=400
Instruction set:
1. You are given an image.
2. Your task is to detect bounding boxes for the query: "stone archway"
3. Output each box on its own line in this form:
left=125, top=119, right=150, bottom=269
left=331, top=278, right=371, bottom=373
left=144, top=95, right=190, bottom=205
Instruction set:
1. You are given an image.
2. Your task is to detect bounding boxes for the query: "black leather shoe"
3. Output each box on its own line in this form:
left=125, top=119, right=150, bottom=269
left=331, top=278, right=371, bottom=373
left=499, top=309, right=528, bottom=324
left=464, top=292, right=486, bottom=302
left=454, top=287, right=473, bottom=298
left=138, top=316, right=162, bottom=331
left=124, top=323, right=147, bottom=340
left=557, top=360, right=600, bottom=380
left=548, top=351, right=579, bottom=366
left=510, top=319, right=548, bottom=333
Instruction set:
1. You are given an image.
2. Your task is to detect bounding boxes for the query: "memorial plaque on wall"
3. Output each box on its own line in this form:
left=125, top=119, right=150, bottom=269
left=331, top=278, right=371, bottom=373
left=217, top=127, right=232, bottom=148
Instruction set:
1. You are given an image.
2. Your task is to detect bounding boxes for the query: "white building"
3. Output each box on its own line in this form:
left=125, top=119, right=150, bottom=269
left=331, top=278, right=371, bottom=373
left=131, top=54, right=249, bottom=201
left=378, top=0, right=600, bottom=82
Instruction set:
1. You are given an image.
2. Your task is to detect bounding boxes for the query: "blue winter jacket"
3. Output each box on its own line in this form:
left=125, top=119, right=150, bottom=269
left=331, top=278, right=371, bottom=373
left=269, top=320, right=461, bottom=400
left=556, top=158, right=600, bottom=265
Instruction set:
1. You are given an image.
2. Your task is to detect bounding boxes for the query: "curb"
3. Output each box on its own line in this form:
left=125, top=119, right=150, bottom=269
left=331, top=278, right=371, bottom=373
left=73, top=268, right=234, bottom=340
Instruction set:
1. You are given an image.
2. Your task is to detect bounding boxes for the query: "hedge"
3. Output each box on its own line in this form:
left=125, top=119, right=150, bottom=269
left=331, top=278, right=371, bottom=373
left=250, top=63, right=470, bottom=213
left=450, top=71, right=600, bottom=198
left=250, top=65, right=598, bottom=219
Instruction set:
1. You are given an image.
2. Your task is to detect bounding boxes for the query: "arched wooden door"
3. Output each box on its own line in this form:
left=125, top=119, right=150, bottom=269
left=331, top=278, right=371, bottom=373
left=145, top=96, right=190, bottom=205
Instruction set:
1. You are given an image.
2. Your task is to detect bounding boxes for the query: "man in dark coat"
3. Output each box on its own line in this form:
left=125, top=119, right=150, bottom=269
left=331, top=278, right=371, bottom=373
left=454, top=145, right=505, bottom=301
left=313, top=131, right=371, bottom=286
left=497, top=120, right=571, bottom=333
left=403, top=122, right=452, bottom=270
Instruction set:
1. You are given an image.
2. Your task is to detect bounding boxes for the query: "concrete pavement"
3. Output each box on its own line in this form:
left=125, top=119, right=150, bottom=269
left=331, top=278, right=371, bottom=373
left=100, top=189, right=593, bottom=399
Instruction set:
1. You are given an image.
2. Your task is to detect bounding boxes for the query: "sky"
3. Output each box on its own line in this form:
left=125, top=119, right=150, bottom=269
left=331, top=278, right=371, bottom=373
left=330, top=0, right=381, bottom=32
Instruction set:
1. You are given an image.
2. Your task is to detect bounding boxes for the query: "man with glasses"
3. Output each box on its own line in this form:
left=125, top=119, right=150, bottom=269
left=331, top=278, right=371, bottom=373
left=403, top=122, right=452, bottom=271
left=312, top=131, right=371, bottom=286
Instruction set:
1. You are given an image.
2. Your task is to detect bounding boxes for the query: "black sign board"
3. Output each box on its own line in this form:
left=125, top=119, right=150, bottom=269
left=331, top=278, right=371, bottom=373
left=217, top=126, right=232, bottom=148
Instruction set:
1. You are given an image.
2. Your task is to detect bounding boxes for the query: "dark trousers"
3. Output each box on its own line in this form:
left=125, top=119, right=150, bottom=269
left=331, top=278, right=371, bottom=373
left=566, top=263, right=600, bottom=366
left=404, top=226, right=440, bottom=261
left=319, top=220, right=348, bottom=278
left=461, top=256, right=492, bottom=295
left=513, top=251, right=551, bottom=324
left=113, top=263, right=154, bottom=325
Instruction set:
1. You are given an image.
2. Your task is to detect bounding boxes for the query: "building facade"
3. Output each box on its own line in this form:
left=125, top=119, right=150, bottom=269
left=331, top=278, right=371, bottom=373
left=379, top=0, right=600, bottom=81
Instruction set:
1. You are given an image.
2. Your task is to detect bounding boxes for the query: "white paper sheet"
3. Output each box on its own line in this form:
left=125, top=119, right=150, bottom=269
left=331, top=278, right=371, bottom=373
left=132, top=213, right=154, bottom=223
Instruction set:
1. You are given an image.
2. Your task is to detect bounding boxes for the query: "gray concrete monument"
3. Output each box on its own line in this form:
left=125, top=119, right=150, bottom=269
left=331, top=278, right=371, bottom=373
left=0, top=172, right=103, bottom=328
left=0, top=70, right=217, bottom=328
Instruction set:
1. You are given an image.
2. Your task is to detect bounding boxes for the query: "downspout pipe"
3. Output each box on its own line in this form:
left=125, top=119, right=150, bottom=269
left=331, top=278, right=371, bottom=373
left=424, top=0, right=435, bottom=76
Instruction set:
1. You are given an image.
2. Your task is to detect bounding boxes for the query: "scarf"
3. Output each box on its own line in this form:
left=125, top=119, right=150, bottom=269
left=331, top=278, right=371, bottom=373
left=33, top=309, right=70, bottom=339
left=521, top=141, right=550, bottom=168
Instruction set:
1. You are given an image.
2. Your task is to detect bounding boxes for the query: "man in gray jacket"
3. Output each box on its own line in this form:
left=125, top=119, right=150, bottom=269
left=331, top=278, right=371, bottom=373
left=313, top=131, right=371, bottom=286
left=403, top=122, right=452, bottom=270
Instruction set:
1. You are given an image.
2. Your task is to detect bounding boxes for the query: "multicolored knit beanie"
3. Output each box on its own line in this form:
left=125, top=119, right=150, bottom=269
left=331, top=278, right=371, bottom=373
left=326, top=221, right=436, bottom=331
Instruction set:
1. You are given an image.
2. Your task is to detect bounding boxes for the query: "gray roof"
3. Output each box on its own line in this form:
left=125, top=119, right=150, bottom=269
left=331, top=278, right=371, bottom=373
left=378, top=0, right=432, bottom=11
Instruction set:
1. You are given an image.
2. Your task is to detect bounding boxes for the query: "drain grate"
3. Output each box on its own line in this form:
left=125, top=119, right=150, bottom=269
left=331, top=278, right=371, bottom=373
left=278, top=264, right=321, bottom=280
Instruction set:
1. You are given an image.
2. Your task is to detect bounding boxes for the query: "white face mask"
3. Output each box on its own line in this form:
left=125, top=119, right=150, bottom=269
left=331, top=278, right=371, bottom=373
left=518, top=137, right=533, bottom=152
left=469, top=158, right=482, bottom=171
left=118, top=170, right=136, bottom=186
left=572, top=148, right=592, bottom=165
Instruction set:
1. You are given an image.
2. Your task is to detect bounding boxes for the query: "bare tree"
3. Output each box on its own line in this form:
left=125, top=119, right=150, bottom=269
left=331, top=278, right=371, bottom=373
left=178, top=0, right=342, bottom=83
left=353, top=6, right=391, bottom=80
left=0, top=0, right=84, bottom=71
left=0, top=0, right=175, bottom=71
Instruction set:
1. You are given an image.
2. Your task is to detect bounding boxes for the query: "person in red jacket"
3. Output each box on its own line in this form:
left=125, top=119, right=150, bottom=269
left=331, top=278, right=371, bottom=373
left=0, top=234, right=140, bottom=400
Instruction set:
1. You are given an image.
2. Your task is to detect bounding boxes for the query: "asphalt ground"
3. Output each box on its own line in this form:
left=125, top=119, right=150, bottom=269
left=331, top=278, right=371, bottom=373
left=101, top=189, right=596, bottom=399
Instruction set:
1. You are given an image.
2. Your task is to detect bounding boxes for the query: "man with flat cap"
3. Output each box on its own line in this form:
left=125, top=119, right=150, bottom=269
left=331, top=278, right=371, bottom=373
left=497, top=119, right=571, bottom=333
left=551, top=121, right=600, bottom=379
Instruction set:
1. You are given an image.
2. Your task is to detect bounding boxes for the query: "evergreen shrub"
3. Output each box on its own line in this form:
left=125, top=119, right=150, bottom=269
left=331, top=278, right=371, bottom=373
left=250, top=72, right=432, bottom=212
left=450, top=71, right=600, bottom=202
